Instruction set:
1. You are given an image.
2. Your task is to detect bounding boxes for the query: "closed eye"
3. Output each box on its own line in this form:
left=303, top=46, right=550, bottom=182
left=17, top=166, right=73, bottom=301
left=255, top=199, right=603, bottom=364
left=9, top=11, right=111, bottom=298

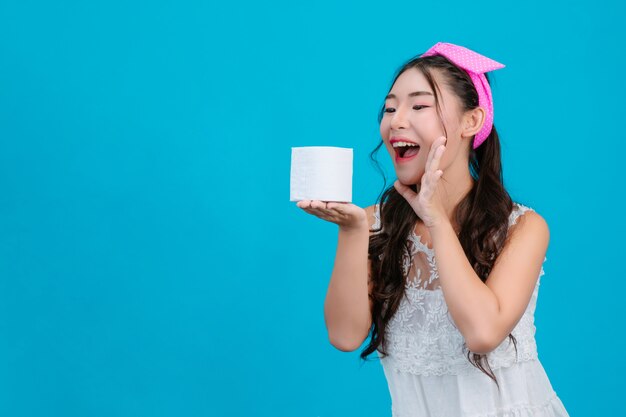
left=384, top=105, right=428, bottom=113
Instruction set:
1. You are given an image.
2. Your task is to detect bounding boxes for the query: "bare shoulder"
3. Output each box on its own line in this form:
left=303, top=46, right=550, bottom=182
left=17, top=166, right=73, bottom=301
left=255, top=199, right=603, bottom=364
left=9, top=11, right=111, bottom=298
left=487, top=206, right=550, bottom=291
left=495, top=207, right=550, bottom=272
left=508, top=206, right=550, bottom=244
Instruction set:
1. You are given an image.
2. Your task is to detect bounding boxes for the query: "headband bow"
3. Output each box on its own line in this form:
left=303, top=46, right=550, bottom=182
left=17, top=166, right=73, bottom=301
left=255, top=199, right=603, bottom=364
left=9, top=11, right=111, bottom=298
left=420, top=42, right=505, bottom=149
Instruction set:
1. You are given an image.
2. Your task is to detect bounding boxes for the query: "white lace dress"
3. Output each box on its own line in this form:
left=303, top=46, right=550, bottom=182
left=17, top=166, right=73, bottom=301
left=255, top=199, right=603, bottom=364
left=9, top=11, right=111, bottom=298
left=371, top=202, right=570, bottom=417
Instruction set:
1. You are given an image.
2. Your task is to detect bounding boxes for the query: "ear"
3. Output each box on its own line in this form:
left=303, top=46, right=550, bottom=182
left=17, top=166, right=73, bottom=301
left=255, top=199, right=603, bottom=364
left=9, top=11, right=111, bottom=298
left=461, top=107, right=486, bottom=139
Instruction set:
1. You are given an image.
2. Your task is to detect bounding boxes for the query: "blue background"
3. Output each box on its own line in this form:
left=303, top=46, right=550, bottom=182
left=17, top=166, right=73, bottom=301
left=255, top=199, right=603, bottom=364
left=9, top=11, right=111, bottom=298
left=1, top=0, right=623, bottom=415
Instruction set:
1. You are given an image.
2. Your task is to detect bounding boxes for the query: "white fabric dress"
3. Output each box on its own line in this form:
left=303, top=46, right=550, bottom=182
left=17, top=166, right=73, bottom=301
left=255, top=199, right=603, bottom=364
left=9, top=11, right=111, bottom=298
left=371, top=202, right=570, bottom=417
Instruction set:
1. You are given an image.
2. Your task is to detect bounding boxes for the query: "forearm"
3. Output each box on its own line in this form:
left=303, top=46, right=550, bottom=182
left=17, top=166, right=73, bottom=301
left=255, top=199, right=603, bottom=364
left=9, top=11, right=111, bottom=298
left=428, top=220, right=499, bottom=351
left=324, top=224, right=370, bottom=350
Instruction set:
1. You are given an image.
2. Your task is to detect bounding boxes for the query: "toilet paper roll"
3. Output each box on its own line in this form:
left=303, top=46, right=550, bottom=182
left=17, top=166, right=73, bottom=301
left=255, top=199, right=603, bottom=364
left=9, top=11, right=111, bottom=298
left=290, top=146, right=353, bottom=203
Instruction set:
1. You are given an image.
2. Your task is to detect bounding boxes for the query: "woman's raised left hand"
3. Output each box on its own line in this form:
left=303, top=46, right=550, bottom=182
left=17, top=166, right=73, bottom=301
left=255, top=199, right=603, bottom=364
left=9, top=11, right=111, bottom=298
left=394, top=135, right=449, bottom=229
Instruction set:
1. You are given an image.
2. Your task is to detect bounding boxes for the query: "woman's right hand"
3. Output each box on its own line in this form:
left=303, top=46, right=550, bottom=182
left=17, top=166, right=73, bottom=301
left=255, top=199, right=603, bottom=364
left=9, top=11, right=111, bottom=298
left=296, top=200, right=368, bottom=232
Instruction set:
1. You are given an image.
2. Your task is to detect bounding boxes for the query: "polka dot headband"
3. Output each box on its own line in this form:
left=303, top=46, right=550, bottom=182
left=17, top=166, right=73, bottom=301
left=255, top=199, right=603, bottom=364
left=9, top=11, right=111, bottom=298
left=420, top=42, right=505, bottom=149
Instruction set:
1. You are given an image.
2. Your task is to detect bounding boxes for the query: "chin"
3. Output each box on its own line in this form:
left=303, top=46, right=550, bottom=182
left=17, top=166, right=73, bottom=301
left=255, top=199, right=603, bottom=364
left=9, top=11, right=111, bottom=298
left=397, top=170, right=424, bottom=184
left=396, top=177, right=420, bottom=189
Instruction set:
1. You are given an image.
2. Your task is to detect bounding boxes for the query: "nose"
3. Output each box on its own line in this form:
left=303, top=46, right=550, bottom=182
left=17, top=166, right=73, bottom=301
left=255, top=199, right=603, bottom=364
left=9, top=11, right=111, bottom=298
left=390, top=106, right=410, bottom=130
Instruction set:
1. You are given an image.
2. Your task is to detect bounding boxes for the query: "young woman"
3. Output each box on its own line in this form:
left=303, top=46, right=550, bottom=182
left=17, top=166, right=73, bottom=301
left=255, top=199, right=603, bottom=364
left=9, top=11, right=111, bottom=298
left=296, top=42, right=569, bottom=416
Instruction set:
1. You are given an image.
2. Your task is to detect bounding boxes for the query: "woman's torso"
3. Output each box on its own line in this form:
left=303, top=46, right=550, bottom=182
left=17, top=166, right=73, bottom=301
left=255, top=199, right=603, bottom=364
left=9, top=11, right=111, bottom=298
left=371, top=202, right=544, bottom=376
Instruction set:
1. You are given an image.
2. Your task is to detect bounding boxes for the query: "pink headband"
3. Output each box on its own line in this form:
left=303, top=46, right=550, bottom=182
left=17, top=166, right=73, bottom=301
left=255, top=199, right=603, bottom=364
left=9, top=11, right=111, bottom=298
left=420, top=42, right=505, bottom=149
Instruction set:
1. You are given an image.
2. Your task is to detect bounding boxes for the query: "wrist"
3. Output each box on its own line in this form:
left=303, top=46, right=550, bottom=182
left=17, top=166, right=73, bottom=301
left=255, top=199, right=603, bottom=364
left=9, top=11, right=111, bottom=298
left=339, top=220, right=369, bottom=234
left=427, top=217, right=452, bottom=232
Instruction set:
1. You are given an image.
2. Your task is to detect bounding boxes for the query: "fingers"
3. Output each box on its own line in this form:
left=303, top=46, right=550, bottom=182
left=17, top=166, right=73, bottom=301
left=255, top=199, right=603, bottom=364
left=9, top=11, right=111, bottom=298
left=297, top=200, right=320, bottom=216
left=394, top=180, right=416, bottom=200
left=427, top=136, right=446, bottom=174
left=426, top=136, right=444, bottom=170
left=310, top=200, right=329, bottom=216
left=420, top=137, right=446, bottom=200
left=431, top=143, right=445, bottom=173
left=297, top=200, right=328, bottom=209
left=296, top=200, right=334, bottom=217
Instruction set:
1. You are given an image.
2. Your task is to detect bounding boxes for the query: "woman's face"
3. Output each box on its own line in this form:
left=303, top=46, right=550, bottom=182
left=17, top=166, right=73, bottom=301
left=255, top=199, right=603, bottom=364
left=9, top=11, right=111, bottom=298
left=380, top=67, right=466, bottom=185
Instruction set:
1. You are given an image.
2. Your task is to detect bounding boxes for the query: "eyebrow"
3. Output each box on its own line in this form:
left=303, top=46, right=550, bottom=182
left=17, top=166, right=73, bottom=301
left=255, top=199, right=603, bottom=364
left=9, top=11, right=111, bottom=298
left=385, top=91, right=433, bottom=100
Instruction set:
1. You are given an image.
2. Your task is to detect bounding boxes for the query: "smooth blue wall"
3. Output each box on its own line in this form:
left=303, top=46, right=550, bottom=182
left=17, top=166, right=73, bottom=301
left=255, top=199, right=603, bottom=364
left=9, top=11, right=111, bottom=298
left=1, top=0, right=623, bottom=416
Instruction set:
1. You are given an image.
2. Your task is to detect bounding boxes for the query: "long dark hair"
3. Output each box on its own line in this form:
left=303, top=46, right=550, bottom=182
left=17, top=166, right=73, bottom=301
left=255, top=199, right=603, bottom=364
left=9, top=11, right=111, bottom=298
left=360, top=53, right=517, bottom=390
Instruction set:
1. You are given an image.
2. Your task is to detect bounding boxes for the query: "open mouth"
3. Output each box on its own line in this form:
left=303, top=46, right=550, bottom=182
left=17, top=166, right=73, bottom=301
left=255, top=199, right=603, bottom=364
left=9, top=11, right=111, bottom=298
left=395, top=145, right=420, bottom=160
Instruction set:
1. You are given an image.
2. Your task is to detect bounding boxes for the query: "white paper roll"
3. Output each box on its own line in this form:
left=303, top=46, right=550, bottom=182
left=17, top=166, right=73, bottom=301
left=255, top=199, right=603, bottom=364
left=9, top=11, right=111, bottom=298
left=290, top=146, right=353, bottom=203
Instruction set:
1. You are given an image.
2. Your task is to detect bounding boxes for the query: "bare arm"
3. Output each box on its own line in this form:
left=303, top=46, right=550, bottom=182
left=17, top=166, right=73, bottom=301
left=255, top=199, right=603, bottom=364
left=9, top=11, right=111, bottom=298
left=429, top=210, right=549, bottom=354
left=323, top=204, right=377, bottom=351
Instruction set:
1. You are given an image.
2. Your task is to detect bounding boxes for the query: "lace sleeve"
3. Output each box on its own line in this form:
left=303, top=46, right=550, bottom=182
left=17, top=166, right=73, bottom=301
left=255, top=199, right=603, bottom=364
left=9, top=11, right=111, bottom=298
left=509, top=203, right=532, bottom=228
left=510, top=203, right=547, bottom=280
left=372, top=203, right=381, bottom=230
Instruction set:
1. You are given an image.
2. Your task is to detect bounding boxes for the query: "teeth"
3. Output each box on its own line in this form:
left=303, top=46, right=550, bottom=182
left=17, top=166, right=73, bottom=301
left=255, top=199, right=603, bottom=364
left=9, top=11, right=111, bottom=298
left=392, top=141, right=419, bottom=148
